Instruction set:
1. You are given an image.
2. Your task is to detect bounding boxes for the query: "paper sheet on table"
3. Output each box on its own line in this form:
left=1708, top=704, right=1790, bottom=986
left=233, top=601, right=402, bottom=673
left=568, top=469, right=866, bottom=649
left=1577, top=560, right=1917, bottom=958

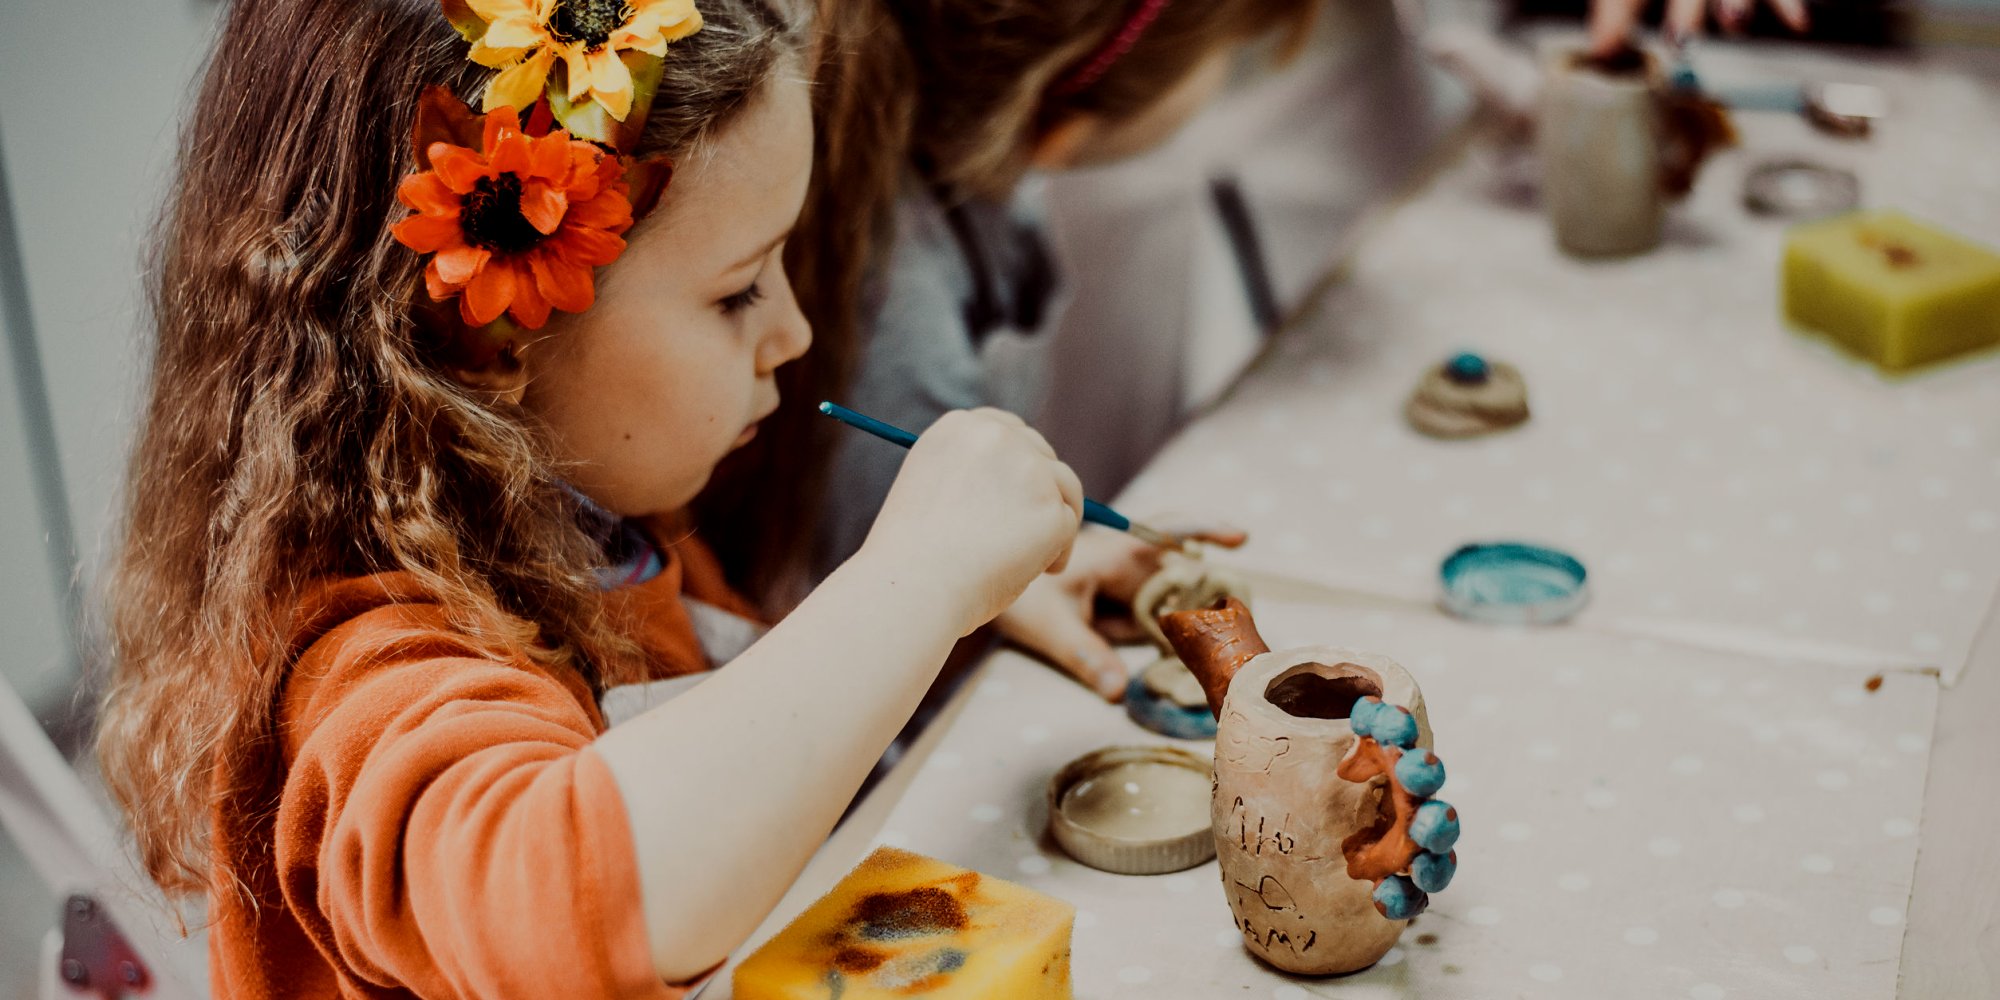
left=868, top=601, right=1935, bottom=999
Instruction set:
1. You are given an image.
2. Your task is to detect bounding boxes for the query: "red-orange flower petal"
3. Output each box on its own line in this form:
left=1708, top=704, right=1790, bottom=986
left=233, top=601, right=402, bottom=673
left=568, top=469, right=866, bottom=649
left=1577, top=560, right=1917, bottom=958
left=507, top=259, right=554, bottom=328
left=430, top=144, right=492, bottom=194
left=518, top=179, right=568, bottom=235
left=563, top=189, right=631, bottom=230
left=391, top=213, right=465, bottom=253
left=528, top=132, right=573, bottom=180
left=530, top=251, right=595, bottom=313
left=553, top=225, right=626, bottom=267
left=424, top=260, right=457, bottom=302
left=434, top=242, right=491, bottom=286
left=461, top=256, right=517, bottom=326
left=481, top=105, right=522, bottom=152
left=397, top=172, right=461, bottom=216
left=488, top=130, right=534, bottom=176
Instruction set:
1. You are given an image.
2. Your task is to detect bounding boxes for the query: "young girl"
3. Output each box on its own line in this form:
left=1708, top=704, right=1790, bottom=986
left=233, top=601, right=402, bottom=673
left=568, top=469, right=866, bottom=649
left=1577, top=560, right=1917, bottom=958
left=781, top=0, right=1309, bottom=700
left=96, top=0, right=1083, bottom=995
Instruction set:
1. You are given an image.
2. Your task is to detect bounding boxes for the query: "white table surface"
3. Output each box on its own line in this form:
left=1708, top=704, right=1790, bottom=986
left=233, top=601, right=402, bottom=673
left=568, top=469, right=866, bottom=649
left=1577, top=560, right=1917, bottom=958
left=708, top=42, right=2000, bottom=1000
left=863, top=601, right=1935, bottom=1000
left=1116, top=45, right=2000, bottom=683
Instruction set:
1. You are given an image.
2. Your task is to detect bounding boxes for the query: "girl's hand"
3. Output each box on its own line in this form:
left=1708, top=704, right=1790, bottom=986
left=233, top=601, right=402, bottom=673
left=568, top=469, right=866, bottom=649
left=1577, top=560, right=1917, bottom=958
left=995, top=525, right=1247, bottom=701
left=1588, top=0, right=1807, bottom=56
left=858, top=409, right=1084, bottom=636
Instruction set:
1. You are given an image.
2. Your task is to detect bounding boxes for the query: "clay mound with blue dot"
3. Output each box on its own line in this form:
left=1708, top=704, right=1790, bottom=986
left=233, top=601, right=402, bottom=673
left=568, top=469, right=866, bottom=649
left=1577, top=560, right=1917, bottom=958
left=1343, top=696, right=1460, bottom=922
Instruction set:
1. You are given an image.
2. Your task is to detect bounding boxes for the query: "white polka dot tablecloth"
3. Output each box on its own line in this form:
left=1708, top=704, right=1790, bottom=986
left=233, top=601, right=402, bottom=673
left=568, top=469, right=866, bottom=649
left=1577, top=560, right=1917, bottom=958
left=1116, top=50, right=2000, bottom=682
left=866, top=600, right=1934, bottom=999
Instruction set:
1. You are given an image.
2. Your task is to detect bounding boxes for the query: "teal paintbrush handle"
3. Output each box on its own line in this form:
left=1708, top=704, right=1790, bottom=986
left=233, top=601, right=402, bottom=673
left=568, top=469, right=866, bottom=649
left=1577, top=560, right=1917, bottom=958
left=820, top=401, right=1136, bottom=533
left=1082, top=499, right=1127, bottom=531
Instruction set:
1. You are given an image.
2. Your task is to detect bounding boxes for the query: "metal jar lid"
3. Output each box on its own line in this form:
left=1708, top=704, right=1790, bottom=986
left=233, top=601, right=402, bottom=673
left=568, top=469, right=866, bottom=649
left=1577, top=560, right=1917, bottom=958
left=1743, top=159, right=1861, bottom=220
left=1046, top=745, right=1216, bottom=876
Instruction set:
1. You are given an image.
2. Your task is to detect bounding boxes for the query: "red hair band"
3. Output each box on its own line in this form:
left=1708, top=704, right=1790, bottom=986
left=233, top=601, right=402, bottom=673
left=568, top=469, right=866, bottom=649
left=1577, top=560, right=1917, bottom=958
left=1049, top=0, right=1175, bottom=97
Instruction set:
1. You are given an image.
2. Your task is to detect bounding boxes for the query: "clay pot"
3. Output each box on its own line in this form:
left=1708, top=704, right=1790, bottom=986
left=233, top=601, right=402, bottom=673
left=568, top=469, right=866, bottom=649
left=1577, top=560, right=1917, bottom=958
left=1162, top=600, right=1431, bottom=976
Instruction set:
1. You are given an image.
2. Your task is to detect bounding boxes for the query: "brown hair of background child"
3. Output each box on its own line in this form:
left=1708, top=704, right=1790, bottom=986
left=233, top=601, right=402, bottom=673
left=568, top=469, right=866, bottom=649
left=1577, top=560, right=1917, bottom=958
left=779, top=0, right=1319, bottom=420
left=96, top=0, right=798, bottom=898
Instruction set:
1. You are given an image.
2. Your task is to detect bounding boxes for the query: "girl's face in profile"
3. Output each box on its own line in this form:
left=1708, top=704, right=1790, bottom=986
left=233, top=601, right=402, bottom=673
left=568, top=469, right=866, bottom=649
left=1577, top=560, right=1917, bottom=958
left=518, top=74, right=815, bottom=519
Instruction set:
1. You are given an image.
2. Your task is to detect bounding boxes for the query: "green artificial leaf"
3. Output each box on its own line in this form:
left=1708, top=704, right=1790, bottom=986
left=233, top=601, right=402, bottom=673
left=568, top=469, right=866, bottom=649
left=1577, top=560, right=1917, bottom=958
left=547, top=50, right=665, bottom=152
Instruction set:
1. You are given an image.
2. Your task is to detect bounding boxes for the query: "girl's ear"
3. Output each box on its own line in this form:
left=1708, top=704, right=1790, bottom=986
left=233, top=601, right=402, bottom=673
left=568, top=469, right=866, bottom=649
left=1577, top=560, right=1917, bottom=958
left=450, top=341, right=531, bottom=405
left=1028, top=114, right=1104, bottom=171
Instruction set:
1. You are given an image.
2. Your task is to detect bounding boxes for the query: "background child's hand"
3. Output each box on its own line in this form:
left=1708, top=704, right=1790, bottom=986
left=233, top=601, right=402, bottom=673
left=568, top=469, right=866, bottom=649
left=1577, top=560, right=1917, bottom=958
left=860, top=409, right=1085, bottom=636
left=996, top=525, right=1247, bottom=701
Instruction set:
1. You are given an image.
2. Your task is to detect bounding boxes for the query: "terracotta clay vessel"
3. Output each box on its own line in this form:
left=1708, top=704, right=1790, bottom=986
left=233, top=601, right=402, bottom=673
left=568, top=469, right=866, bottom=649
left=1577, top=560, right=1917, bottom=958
left=1161, top=599, right=1434, bottom=976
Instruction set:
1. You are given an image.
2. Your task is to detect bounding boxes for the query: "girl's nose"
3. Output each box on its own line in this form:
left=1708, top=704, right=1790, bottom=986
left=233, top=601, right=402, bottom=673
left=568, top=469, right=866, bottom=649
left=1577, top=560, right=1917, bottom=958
left=756, top=272, right=812, bottom=373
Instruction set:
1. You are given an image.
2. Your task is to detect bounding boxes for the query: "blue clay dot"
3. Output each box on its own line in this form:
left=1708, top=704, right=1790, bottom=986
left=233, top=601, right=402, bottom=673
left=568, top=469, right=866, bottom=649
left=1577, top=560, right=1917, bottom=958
left=1446, top=352, right=1490, bottom=384
left=1373, top=875, right=1429, bottom=921
left=1350, top=696, right=1383, bottom=735
left=1395, top=749, right=1447, bottom=798
left=1409, top=800, right=1461, bottom=855
left=1372, top=706, right=1419, bottom=749
left=1411, top=850, right=1457, bottom=893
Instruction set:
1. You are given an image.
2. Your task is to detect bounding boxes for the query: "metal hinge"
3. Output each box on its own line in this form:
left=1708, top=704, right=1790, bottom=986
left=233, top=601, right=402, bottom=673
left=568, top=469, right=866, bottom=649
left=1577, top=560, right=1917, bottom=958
left=56, top=895, right=151, bottom=999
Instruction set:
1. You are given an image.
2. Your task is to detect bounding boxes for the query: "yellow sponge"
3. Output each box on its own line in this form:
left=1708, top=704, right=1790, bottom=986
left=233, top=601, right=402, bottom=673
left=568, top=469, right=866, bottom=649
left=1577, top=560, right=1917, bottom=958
left=1783, top=211, right=2000, bottom=372
left=734, top=847, right=1074, bottom=999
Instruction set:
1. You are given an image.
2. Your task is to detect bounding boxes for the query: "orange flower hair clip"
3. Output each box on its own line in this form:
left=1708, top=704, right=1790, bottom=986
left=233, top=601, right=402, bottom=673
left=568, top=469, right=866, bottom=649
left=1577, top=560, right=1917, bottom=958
left=394, top=1, right=697, bottom=339
left=393, top=98, right=633, bottom=329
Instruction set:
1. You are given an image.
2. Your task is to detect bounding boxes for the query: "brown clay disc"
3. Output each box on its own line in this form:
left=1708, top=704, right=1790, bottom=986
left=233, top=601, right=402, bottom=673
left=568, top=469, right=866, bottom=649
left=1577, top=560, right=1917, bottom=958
left=1406, top=361, right=1530, bottom=439
left=1405, top=396, right=1511, bottom=439
left=1411, top=361, right=1530, bottom=420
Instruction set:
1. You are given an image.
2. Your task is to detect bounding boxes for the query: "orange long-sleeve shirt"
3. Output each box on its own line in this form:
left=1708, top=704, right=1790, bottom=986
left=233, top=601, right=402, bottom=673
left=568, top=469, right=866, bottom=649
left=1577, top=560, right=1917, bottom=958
left=206, top=536, right=755, bottom=998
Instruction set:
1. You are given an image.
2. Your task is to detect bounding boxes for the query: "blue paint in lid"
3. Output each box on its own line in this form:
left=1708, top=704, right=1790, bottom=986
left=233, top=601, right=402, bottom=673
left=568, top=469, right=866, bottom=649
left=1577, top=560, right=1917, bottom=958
left=1124, top=674, right=1218, bottom=740
left=1439, top=542, right=1589, bottom=625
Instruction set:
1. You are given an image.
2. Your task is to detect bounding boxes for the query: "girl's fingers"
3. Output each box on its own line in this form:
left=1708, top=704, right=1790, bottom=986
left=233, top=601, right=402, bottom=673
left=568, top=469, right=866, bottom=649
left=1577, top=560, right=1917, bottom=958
left=975, top=407, right=1058, bottom=460
left=1666, top=0, right=1709, bottom=44
left=1096, top=616, right=1149, bottom=644
left=1052, top=460, right=1085, bottom=523
left=1716, top=0, right=1751, bottom=31
left=1047, top=539, right=1074, bottom=576
left=999, top=590, right=1130, bottom=701
left=1100, top=554, right=1165, bottom=602
left=1587, top=0, right=1648, bottom=55
left=1768, top=0, right=1809, bottom=32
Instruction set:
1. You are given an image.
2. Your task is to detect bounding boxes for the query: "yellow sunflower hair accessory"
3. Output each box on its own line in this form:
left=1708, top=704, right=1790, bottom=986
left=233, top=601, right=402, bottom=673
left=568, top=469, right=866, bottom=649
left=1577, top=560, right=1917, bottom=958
left=443, top=0, right=702, bottom=146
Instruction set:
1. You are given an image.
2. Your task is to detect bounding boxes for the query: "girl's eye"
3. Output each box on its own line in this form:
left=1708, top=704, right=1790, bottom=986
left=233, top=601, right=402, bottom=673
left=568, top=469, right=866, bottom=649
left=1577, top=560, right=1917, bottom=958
left=719, top=282, right=765, bottom=315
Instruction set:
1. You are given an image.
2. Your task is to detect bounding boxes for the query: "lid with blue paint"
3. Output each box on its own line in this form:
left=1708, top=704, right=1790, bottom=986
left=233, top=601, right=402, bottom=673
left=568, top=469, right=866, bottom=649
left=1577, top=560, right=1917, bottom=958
left=1438, top=542, right=1590, bottom=625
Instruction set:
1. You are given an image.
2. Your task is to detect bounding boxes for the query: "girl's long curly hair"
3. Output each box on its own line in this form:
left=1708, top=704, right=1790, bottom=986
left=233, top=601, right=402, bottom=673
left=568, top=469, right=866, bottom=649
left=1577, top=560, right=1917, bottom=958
left=96, top=0, right=796, bottom=897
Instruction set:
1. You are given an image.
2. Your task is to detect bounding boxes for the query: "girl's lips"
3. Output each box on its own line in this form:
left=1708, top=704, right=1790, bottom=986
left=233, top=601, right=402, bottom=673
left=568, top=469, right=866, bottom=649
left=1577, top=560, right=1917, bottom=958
left=732, top=402, right=777, bottom=449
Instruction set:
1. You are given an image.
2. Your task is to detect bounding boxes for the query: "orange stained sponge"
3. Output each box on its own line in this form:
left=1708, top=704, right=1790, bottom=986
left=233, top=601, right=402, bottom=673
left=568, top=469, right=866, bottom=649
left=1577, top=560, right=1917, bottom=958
left=734, top=847, right=1075, bottom=999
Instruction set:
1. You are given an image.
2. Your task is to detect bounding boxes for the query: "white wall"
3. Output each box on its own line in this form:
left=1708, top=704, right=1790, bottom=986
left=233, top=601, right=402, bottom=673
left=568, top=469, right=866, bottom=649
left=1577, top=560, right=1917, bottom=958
left=1, top=2, right=221, bottom=989
left=0, top=0, right=222, bottom=713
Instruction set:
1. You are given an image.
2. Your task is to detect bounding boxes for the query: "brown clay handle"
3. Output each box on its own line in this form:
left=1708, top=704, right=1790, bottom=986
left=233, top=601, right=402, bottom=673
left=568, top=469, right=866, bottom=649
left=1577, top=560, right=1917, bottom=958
left=1157, top=597, right=1271, bottom=715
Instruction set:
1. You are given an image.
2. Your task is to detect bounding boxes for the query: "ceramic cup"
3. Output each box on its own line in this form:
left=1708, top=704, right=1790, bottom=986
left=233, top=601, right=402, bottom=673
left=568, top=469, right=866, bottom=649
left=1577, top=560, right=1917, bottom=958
left=1539, top=46, right=1665, bottom=257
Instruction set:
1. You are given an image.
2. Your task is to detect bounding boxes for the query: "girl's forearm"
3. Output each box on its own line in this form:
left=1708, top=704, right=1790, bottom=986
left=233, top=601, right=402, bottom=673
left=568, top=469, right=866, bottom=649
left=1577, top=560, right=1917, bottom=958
left=591, top=550, right=966, bottom=982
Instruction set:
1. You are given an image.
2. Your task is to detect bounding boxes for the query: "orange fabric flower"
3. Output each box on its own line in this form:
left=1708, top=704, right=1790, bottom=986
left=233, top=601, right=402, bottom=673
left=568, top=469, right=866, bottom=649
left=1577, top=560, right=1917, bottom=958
left=465, top=0, right=702, bottom=120
left=391, top=105, right=632, bottom=330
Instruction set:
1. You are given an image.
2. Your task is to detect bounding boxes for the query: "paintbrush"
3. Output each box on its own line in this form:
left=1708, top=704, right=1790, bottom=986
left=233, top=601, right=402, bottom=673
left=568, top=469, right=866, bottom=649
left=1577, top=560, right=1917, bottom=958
left=818, top=401, right=1185, bottom=550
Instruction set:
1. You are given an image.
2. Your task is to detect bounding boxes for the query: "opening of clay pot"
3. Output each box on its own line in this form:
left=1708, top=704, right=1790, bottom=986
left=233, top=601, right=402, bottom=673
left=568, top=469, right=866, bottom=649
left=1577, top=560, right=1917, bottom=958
left=1263, top=663, right=1384, bottom=720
